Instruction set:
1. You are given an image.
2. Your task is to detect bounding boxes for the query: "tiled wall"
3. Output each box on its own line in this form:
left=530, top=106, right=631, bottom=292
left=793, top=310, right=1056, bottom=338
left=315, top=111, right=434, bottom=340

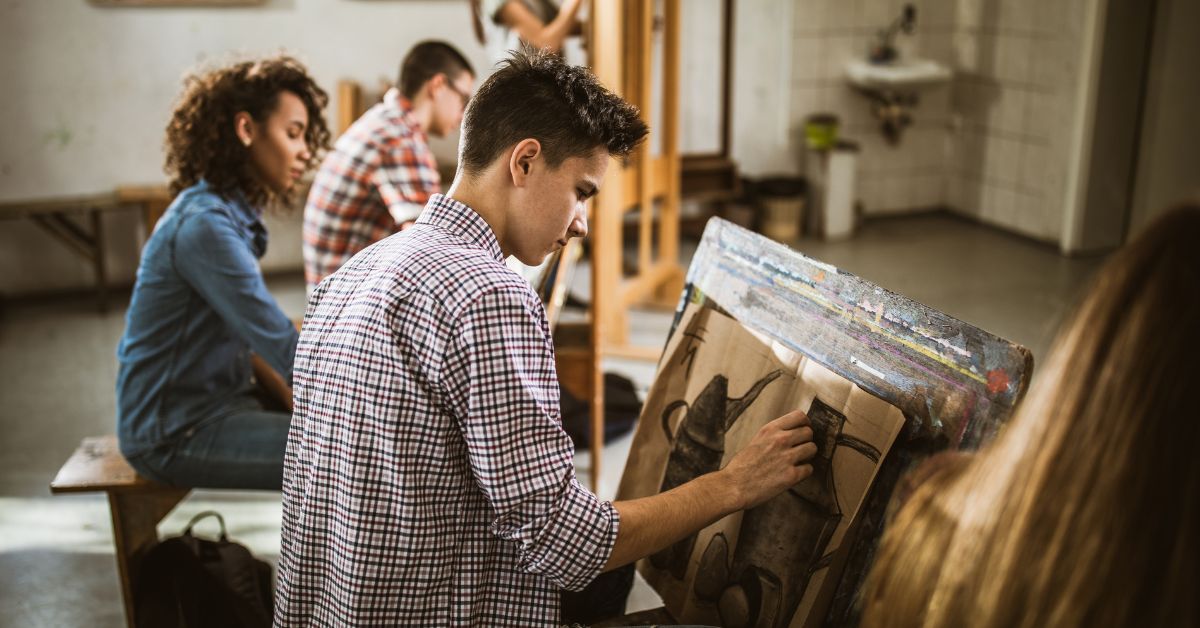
left=947, top=0, right=1090, bottom=242
left=791, top=0, right=1093, bottom=243
left=791, top=0, right=958, bottom=215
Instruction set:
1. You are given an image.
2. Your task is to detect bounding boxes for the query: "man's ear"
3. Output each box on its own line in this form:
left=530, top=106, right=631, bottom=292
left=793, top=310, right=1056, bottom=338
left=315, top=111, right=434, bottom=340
left=508, top=138, right=542, bottom=187
left=234, top=112, right=255, bottom=147
left=426, top=72, right=447, bottom=98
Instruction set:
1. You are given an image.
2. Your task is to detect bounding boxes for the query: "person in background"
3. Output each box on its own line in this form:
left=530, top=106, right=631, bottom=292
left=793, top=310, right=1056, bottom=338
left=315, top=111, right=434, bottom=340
left=302, top=41, right=474, bottom=291
left=116, top=55, right=330, bottom=490
left=471, top=0, right=588, bottom=63
left=860, top=204, right=1200, bottom=628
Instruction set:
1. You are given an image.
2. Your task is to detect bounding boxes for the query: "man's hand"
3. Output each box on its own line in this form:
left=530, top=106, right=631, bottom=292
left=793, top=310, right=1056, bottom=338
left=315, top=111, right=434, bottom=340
left=720, top=410, right=817, bottom=510
left=604, top=409, right=818, bottom=571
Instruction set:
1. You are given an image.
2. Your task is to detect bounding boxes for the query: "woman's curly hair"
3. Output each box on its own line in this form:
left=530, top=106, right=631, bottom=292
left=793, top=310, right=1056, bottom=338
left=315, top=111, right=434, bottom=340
left=164, top=54, right=331, bottom=207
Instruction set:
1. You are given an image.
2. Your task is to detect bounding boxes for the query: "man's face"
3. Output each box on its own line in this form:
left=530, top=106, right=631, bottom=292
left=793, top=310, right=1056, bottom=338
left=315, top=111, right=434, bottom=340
left=508, top=148, right=608, bottom=266
left=429, top=72, right=474, bottom=138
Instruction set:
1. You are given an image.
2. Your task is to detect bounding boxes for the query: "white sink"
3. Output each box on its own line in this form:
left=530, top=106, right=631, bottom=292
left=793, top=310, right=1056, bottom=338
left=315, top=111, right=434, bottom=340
left=845, top=58, right=952, bottom=90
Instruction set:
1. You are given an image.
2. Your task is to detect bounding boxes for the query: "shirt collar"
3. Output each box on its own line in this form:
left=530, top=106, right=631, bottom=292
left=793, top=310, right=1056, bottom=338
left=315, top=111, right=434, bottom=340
left=196, top=178, right=260, bottom=226
left=416, top=194, right=504, bottom=262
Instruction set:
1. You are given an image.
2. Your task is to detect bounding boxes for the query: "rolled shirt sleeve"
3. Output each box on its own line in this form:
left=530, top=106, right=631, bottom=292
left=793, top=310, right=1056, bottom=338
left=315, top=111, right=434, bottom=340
left=440, top=285, right=619, bottom=591
left=373, top=134, right=440, bottom=225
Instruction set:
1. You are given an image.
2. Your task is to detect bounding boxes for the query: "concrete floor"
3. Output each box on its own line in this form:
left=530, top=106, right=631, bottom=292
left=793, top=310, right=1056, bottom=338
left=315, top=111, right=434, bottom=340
left=0, top=213, right=1106, bottom=627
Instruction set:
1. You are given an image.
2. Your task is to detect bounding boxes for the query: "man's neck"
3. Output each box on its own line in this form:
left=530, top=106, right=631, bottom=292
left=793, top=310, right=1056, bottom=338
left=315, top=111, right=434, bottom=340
left=445, top=168, right=511, bottom=258
left=407, top=94, right=434, bottom=134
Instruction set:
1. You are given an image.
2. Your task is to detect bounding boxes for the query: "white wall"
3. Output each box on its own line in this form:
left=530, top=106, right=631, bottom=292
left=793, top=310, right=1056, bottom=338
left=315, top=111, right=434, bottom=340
left=0, top=0, right=490, bottom=294
left=785, top=0, right=956, bottom=215
left=0, top=0, right=1134, bottom=296
left=947, top=0, right=1095, bottom=245
left=730, top=0, right=796, bottom=177
left=1129, top=0, right=1200, bottom=236
left=773, top=0, right=1105, bottom=243
left=678, top=0, right=725, bottom=156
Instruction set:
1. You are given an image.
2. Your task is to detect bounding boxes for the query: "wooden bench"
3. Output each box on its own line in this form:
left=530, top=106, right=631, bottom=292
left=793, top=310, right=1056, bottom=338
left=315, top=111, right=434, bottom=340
left=50, top=435, right=189, bottom=628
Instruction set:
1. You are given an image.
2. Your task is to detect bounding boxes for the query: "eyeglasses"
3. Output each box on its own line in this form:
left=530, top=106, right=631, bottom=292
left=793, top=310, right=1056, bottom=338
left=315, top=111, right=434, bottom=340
left=443, top=78, right=471, bottom=109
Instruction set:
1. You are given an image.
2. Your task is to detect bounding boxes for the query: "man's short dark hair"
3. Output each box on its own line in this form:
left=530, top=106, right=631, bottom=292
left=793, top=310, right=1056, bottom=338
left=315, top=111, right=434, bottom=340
left=398, top=41, right=474, bottom=99
left=459, top=47, right=648, bottom=174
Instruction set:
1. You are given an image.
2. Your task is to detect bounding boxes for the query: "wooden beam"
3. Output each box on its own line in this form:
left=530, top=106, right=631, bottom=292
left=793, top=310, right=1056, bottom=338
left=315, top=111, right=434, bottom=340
left=602, top=343, right=663, bottom=362
left=337, top=80, right=363, bottom=137
left=618, top=261, right=681, bottom=308
left=649, top=156, right=671, bottom=199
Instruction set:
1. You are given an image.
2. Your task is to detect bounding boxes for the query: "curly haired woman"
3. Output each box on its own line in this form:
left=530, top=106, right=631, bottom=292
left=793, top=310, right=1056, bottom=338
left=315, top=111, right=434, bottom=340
left=116, top=55, right=330, bottom=490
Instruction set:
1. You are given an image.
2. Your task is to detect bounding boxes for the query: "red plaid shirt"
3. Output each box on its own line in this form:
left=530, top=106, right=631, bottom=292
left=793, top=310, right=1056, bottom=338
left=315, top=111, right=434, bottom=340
left=302, top=88, right=440, bottom=288
left=276, top=194, right=620, bottom=626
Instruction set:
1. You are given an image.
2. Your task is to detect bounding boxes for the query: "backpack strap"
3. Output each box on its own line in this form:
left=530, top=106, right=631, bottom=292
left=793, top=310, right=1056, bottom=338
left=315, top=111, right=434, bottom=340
left=183, top=510, right=228, bottom=542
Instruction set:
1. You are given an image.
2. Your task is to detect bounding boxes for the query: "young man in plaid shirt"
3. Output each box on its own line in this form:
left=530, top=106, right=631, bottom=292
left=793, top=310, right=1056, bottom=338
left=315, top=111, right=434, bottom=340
left=276, top=48, right=817, bottom=627
left=302, top=41, right=475, bottom=291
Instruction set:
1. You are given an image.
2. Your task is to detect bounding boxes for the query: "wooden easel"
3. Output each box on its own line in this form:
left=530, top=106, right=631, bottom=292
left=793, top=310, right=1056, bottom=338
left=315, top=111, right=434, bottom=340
left=564, top=0, right=684, bottom=488
left=337, top=80, right=365, bottom=136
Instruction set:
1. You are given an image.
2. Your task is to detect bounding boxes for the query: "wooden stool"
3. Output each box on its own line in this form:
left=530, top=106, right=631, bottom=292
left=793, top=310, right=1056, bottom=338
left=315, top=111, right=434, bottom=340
left=50, top=435, right=190, bottom=628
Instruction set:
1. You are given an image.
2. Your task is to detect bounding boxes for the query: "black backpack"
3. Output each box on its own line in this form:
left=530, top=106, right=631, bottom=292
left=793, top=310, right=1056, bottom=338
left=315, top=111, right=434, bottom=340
left=134, top=511, right=274, bottom=628
left=560, top=372, right=643, bottom=449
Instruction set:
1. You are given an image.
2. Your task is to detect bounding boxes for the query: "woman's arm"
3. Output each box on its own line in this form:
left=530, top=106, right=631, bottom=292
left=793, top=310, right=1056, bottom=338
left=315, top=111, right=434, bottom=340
left=251, top=353, right=293, bottom=412
left=497, top=0, right=586, bottom=53
left=173, top=209, right=300, bottom=380
left=251, top=319, right=301, bottom=411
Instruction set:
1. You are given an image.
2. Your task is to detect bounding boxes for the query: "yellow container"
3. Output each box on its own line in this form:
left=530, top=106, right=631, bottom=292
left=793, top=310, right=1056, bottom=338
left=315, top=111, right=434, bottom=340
left=805, top=113, right=839, bottom=150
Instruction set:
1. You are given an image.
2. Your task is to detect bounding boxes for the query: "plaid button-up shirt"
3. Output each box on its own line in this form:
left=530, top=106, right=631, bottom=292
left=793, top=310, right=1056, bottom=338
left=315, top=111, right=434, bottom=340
left=276, top=194, right=620, bottom=626
left=302, top=88, right=440, bottom=289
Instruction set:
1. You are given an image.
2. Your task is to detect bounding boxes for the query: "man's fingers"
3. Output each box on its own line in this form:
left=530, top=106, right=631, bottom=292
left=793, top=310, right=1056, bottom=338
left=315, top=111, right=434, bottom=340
left=771, top=409, right=809, bottom=430
left=787, top=426, right=814, bottom=446
left=793, top=441, right=818, bottom=463
left=793, top=463, right=814, bottom=483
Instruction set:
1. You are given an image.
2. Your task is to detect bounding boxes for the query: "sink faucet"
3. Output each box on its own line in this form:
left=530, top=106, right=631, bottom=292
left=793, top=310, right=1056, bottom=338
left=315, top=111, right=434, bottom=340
left=869, top=3, right=916, bottom=64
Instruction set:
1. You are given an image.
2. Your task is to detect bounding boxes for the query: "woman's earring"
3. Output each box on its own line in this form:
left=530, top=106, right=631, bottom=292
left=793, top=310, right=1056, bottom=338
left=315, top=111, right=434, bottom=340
left=242, top=137, right=252, bottom=147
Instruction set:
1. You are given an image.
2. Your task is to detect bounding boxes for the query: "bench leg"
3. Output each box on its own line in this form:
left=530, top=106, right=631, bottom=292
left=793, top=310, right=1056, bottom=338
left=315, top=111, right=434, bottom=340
left=107, top=488, right=189, bottom=628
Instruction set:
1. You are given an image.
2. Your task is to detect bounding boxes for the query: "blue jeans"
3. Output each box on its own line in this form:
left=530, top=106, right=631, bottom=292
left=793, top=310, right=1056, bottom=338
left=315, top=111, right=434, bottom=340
left=127, top=395, right=291, bottom=490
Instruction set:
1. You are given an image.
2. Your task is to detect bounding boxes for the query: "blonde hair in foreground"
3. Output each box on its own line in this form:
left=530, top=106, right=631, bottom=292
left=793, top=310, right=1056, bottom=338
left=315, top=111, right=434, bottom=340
left=861, top=204, right=1200, bottom=628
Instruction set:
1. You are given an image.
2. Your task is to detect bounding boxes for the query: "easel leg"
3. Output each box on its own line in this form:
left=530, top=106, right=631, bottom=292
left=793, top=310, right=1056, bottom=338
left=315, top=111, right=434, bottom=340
left=591, top=366, right=604, bottom=490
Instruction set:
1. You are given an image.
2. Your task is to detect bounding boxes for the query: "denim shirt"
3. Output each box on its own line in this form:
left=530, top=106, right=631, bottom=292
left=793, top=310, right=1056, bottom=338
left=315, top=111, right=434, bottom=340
left=116, top=180, right=299, bottom=459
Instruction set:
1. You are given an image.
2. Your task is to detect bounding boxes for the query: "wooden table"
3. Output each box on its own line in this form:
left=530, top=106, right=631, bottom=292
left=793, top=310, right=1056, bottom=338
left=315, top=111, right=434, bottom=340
left=0, top=186, right=172, bottom=311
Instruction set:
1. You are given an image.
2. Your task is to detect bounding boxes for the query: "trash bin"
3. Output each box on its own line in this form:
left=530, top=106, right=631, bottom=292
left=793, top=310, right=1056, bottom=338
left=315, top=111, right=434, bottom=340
left=755, top=176, right=807, bottom=243
left=824, top=142, right=859, bottom=240
left=804, top=140, right=860, bottom=240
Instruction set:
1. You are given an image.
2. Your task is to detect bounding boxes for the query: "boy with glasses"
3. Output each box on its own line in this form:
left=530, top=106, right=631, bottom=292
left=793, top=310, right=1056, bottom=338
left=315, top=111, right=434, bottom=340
left=302, top=40, right=475, bottom=291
